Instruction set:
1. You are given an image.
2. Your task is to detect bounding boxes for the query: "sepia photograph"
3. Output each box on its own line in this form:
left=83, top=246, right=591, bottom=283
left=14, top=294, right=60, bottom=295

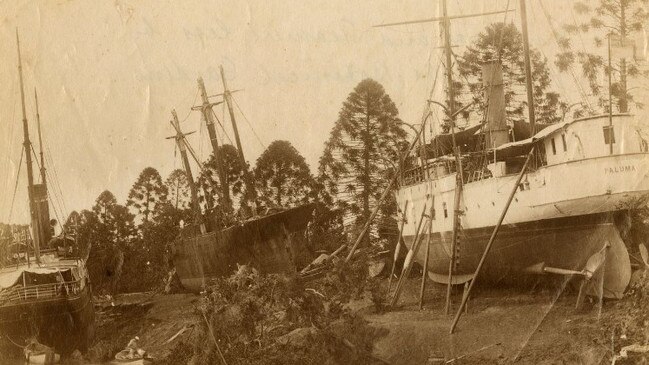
left=1, top=0, right=649, bottom=364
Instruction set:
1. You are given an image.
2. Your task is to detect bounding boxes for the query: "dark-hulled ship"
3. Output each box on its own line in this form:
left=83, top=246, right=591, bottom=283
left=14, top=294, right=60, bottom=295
left=169, top=68, right=314, bottom=292
left=0, top=32, right=95, bottom=354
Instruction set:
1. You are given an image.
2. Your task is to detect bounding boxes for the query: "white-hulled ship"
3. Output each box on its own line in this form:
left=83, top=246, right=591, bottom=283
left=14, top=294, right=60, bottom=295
left=390, top=1, right=649, bottom=299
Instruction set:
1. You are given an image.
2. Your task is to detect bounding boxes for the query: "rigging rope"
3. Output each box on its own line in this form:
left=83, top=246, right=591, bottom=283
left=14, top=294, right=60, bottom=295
left=536, top=0, right=594, bottom=111
left=1, top=85, right=19, bottom=216
left=6, top=147, right=24, bottom=224
left=231, top=96, right=266, bottom=150
left=42, top=144, right=67, bottom=216
left=209, top=108, right=234, bottom=145
left=30, top=146, right=63, bottom=226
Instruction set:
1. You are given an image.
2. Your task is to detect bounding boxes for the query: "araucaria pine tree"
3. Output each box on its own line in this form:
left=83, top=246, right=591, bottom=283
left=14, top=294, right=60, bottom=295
left=319, top=79, right=407, bottom=246
left=457, top=22, right=565, bottom=125
left=556, top=0, right=649, bottom=112
left=254, top=140, right=314, bottom=208
left=127, top=167, right=168, bottom=225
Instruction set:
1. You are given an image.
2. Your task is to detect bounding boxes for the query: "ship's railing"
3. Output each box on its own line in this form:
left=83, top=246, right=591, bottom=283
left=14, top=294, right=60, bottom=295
left=0, top=279, right=83, bottom=303
left=402, top=160, right=457, bottom=186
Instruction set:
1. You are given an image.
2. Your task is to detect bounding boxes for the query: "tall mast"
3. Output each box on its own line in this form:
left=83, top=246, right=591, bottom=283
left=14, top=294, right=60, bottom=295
left=220, top=66, right=246, bottom=166
left=34, top=89, right=46, bottom=185
left=442, top=0, right=456, bottom=120
left=196, top=77, right=231, bottom=212
left=16, top=30, right=41, bottom=262
left=519, top=0, right=536, bottom=135
left=219, top=66, right=258, bottom=207
left=441, top=0, right=463, bottom=315
left=171, top=109, right=205, bottom=233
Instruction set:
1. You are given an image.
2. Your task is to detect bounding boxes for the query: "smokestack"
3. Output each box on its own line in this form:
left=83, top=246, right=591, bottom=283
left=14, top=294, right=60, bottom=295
left=482, top=61, right=509, bottom=148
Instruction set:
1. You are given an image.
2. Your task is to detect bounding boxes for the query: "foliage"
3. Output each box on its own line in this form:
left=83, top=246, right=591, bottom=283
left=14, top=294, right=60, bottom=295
left=189, top=269, right=386, bottom=365
left=76, top=190, right=136, bottom=294
left=119, top=203, right=185, bottom=293
left=165, top=169, right=191, bottom=210
left=254, top=140, right=314, bottom=208
left=556, top=0, right=649, bottom=112
left=318, top=79, right=407, bottom=247
left=126, top=167, right=168, bottom=225
left=198, top=144, right=245, bottom=212
left=457, top=22, right=566, bottom=125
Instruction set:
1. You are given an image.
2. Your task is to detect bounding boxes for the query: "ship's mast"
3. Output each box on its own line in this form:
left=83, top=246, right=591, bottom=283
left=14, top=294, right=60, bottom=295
left=196, top=77, right=231, bottom=212
left=519, top=0, right=536, bottom=135
left=374, top=1, right=513, bottom=315
left=440, top=0, right=464, bottom=315
left=170, top=109, right=206, bottom=233
left=34, top=89, right=47, bottom=185
left=219, top=66, right=258, bottom=209
left=16, top=30, right=41, bottom=262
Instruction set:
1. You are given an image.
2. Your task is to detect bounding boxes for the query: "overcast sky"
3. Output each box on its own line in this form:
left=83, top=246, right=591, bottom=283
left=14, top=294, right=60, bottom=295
left=1, top=0, right=646, bottom=224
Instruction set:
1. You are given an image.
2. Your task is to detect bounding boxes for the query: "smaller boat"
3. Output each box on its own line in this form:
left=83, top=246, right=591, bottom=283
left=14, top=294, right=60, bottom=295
left=111, top=349, right=153, bottom=365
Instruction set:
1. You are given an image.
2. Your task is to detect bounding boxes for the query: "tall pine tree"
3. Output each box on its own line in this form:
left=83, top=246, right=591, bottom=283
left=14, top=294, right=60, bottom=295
left=198, top=144, right=245, bottom=211
left=165, top=169, right=191, bottom=210
left=254, top=140, right=314, bottom=208
left=319, top=79, right=407, bottom=246
left=127, top=167, right=169, bottom=225
left=457, top=22, right=565, bottom=126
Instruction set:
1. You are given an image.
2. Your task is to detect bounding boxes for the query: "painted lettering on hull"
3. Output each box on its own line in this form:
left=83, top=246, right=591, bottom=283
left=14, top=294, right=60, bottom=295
left=604, top=165, right=636, bottom=174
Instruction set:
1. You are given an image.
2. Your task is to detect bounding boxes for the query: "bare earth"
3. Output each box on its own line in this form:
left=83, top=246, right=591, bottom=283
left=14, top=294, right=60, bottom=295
left=91, top=273, right=647, bottom=364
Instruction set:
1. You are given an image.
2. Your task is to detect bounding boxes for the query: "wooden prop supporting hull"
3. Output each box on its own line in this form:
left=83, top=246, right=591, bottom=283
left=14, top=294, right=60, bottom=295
left=403, top=212, right=631, bottom=299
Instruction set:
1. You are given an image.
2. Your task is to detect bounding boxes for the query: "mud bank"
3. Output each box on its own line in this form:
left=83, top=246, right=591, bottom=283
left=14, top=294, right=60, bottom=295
left=363, top=275, right=649, bottom=364
left=81, top=271, right=648, bottom=364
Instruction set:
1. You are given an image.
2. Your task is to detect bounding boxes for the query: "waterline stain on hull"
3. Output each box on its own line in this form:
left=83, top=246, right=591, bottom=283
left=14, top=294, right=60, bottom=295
left=173, top=204, right=315, bottom=292
left=402, top=212, right=631, bottom=298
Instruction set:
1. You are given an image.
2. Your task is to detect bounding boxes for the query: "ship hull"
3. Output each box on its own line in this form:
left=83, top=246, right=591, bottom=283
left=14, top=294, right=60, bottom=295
left=0, top=283, right=95, bottom=354
left=402, top=212, right=631, bottom=298
left=173, top=204, right=314, bottom=292
left=397, top=115, right=649, bottom=297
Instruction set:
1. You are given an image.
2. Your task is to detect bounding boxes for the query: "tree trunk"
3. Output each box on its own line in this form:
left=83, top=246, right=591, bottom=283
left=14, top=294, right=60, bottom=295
left=620, top=58, right=628, bottom=112
left=619, top=1, right=629, bottom=113
left=362, top=99, right=371, bottom=246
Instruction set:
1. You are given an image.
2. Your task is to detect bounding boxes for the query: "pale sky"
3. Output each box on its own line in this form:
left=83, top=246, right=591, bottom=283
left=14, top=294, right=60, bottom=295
left=0, top=0, right=645, bottom=224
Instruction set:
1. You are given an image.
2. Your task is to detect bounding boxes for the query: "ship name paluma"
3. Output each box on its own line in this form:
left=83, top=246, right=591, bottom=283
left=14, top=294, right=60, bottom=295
left=604, top=165, right=636, bottom=174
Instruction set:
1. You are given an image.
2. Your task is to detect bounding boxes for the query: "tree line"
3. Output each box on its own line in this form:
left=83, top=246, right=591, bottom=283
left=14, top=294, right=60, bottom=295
left=60, top=17, right=645, bottom=294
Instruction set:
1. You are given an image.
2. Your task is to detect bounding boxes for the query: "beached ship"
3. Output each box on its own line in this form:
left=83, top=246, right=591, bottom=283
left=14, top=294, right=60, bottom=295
left=0, top=32, right=95, bottom=354
left=169, top=68, right=314, bottom=292
left=389, top=1, right=649, bottom=299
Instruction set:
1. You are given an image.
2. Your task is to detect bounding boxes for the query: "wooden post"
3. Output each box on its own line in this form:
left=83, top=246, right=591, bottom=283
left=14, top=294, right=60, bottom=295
left=390, top=202, right=429, bottom=307
left=388, top=200, right=409, bottom=293
left=419, top=202, right=434, bottom=310
left=390, top=219, right=431, bottom=308
left=445, top=166, right=463, bottom=315
left=450, top=147, right=535, bottom=334
left=461, top=281, right=470, bottom=314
